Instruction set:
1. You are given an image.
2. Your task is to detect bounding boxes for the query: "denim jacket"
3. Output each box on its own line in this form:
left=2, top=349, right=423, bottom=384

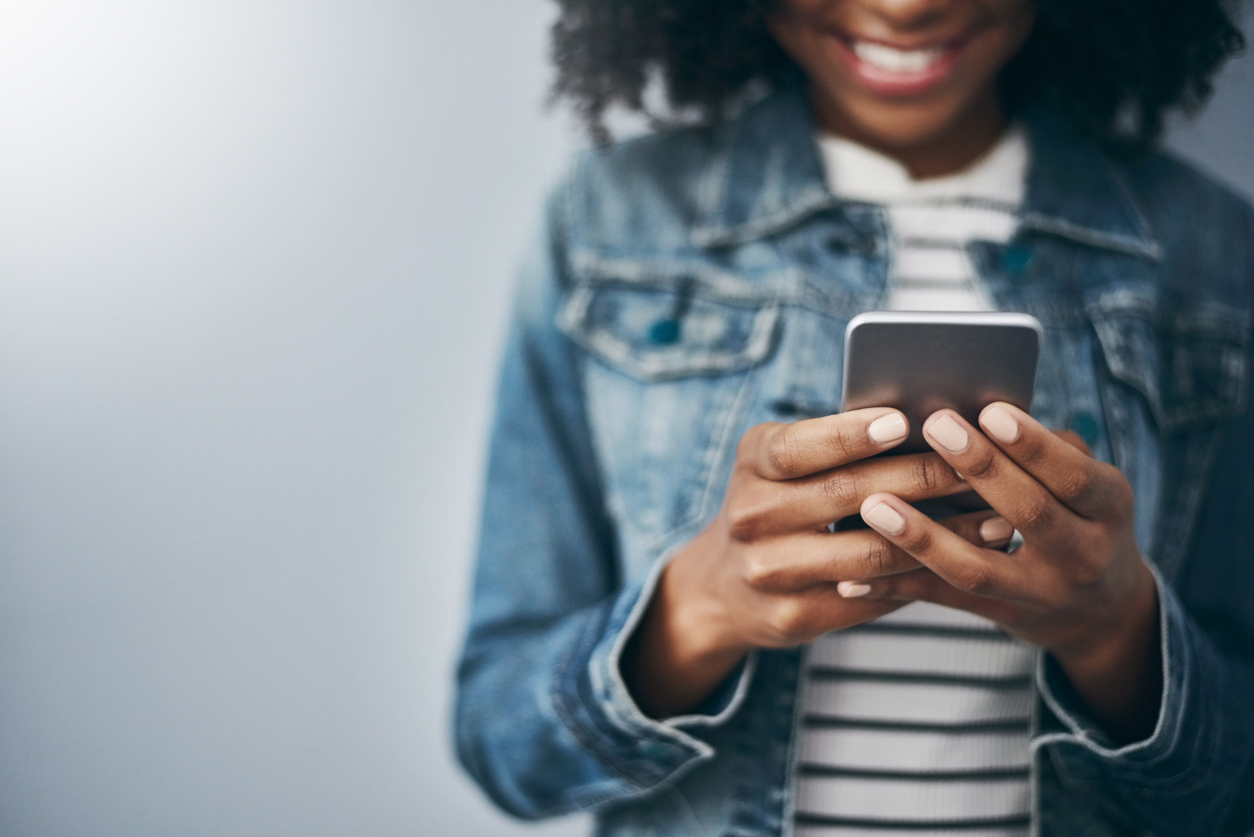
left=455, top=87, right=1254, bottom=836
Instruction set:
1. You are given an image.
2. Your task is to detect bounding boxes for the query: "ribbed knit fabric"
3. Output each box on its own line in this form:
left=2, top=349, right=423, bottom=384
left=796, top=127, right=1034, bottom=836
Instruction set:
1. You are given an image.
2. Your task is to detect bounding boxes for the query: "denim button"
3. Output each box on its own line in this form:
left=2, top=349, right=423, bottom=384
left=1068, top=411, right=1101, bottom=446
left=648, top=318, right=681, bottom=345
left=1001, top=244, right=1033, bottom=275
left=824, top=232, right=851, bottom=253
left=825, top=230, right=872, bottom=254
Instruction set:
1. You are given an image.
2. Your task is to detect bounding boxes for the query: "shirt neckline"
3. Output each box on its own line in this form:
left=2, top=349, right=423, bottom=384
left=817, top=124, right=1029, bottom=206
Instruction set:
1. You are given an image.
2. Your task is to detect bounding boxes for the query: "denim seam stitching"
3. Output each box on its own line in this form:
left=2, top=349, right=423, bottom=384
left=546, top=611, right=653, bottom=814
left=693, top=362, right=762, bottom=528
left=1030, top=576, right=1205, bottom=793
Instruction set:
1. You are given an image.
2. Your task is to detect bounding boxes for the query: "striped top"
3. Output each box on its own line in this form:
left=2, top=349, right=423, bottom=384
left=823, top=124, right=1027, bottom=311
left=797, top=127, right=1035, bottom=836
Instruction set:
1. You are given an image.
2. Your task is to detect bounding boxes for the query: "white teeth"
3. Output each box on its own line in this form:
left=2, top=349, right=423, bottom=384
left=852, top=40, right=946, bottom=73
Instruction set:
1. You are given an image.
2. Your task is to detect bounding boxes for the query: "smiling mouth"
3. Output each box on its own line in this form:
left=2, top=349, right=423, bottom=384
left=850, top=40, right=952, bottom=74
left=831, top=32, right=970, bottom=95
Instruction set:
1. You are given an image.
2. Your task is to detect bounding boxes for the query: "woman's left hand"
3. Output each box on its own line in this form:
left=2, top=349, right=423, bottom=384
left=842, top=402, right=1162, bottom=743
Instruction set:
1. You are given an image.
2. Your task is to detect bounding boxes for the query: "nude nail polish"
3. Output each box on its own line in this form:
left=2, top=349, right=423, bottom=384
left=868, top=413, right=908, bottom=444
left=980, top=517, right=1015, bottom=544
left=981, top=404, right=1021, bottom=444
left=927, top=414, right=970, bottom=454
left=837, top=581, right=872, bottom=598
left=863, top=502, right=905, bottom=536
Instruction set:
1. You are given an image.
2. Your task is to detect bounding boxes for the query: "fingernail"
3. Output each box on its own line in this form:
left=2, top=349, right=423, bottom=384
left=981, top=404, right=1021, bottom=444
left=927, top=414, right=970, bottom=454
left=868, top=413, right=907, bottom=444
left=863, top=502, right=905, bottom=536
left=837, top=581, right=872, bottom=598
left=980, top=516, right=1015, bottom=544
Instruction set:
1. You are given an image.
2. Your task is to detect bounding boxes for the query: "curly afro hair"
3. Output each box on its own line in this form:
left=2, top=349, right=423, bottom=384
left=550, top=0, right=1246, bottom=149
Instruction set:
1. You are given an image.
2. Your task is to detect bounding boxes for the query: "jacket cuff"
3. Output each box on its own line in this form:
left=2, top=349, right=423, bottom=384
left=553, top=546, right=755, bottom=792
left=1031, top=565, right=1202, bottom=783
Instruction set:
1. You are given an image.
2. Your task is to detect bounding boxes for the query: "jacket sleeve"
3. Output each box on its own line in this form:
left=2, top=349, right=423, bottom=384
left=1032, top=316, right=1254, bottom=833
left=452, top=179, right=753, bottom=820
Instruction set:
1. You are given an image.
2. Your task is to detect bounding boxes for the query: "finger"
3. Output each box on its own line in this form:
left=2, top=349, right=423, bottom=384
left=743, top=408, right=909, bottom=481
left=736, top=452, right=969, bottom=535
left=856, top=492, right=1037, bottom=603
left=1052, top=429, right=1091, bottom=456
left=835, top=567, right=1022, bottom=626
left=939, top=511, right=1017, bottom=550
left=741, top=530, right=920, bottom=594
left=979, top=403, right=1127, bottom=520
left=922, top=408, right=1084, bottom=549
left=761, top=589, right=905, bottom=644
left=743, top=512, right=1005, bottom=593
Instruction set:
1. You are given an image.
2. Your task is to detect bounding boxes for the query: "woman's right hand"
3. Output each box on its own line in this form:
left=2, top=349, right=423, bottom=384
left=622, top=407, right=1014, bottom=717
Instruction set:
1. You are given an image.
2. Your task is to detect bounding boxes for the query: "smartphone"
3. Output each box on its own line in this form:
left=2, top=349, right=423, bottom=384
left=841, top=311, right=1043, bottom=455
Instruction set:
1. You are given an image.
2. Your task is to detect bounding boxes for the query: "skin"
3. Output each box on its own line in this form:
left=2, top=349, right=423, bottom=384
left=622, top=0, right=1162, bottom=743
left=851, top=405, right=1161, bottom=742
left=767, top=0, right=1036, bottom=177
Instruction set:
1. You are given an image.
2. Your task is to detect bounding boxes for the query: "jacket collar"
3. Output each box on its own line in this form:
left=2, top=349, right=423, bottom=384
left=691, top=85, right=1162, bottom=261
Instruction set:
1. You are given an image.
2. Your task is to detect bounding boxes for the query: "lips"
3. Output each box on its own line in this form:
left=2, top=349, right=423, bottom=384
left=834, top=34, right=968, bottom=97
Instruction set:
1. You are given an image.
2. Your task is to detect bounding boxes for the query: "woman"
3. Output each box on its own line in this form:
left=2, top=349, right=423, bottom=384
left=456, top=1, right=1254, bottom=834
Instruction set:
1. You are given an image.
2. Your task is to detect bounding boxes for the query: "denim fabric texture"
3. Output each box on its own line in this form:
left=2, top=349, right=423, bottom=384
left=455, top=86, right=1254, bottom=837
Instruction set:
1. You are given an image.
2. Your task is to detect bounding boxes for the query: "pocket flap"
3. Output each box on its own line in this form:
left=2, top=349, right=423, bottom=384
left=1089, top=290, right=1250, bottom=432
left=557, top=275, right=781, bottom=382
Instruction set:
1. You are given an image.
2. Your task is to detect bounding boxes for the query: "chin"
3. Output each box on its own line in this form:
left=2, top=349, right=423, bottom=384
left=829, top=94, right=972, bottom=150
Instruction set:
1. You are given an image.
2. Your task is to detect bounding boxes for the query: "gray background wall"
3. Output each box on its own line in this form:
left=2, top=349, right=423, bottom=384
left=0, top=3, right=1248, bottom=836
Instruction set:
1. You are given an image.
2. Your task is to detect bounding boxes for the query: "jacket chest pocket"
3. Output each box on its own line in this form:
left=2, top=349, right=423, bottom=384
left=1089, top=291, right=1250, bottom=433
left=557, top=281, right=781, bottom=382
left=556, top=270, right=783, bottom=553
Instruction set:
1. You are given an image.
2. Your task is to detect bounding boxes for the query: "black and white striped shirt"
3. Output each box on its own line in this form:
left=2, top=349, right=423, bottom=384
left=798, top=127, right=1034, bottom=836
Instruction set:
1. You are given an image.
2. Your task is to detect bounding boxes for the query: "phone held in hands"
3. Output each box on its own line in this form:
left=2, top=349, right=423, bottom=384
left=841, top=311, right=1043, bottom=456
